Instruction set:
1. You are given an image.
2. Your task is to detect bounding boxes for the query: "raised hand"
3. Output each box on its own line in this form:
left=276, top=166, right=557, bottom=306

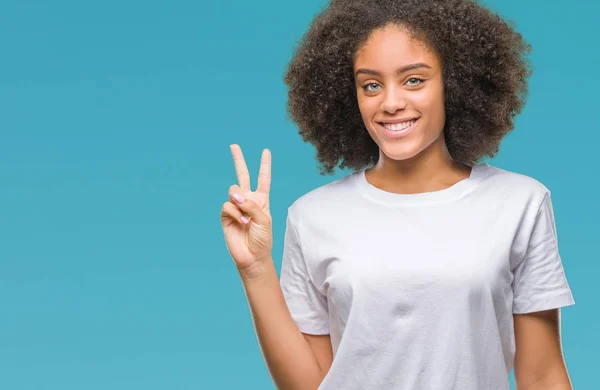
left=221, top=144, right=273, bottom=274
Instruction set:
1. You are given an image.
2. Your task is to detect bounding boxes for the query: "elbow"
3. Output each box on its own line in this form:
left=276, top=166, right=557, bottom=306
left=517, top=375, right=573, bottom=390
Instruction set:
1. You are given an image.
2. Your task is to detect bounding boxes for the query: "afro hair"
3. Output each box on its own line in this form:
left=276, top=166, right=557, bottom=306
left=283, top=0, right=533, bottom=175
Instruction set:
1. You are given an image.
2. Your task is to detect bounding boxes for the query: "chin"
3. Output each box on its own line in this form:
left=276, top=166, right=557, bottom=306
left=385, top=135, right=433, bottom=159
left=383, top=149, right=423, bottom=162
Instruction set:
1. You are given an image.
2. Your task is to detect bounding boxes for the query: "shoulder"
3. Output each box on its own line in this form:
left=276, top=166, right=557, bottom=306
left=481, top=163, right=550, bottom=205
left=287, top=171, right=359, bottom=221
left=485, top=164, right=549, bottom=192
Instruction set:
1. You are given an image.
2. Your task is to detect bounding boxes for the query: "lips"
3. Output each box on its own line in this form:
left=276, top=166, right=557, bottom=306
left=377, top=117, right=419, bottom=126
left=377, top=118, right=419, bottom=138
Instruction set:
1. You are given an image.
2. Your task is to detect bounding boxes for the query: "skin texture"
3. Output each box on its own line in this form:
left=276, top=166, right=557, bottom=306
left=514, top=309, right=573, bottom=389
left=303, top=333, right=334, bottom=379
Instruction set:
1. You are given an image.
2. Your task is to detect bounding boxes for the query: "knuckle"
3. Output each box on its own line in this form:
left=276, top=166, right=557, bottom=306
left=224, top=201, right=238, bottom=212
left=221, top=202, right=232, bottom=213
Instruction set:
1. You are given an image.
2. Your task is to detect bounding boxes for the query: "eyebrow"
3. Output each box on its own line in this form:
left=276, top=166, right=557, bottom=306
left=354, top=62, right=432, bottom=77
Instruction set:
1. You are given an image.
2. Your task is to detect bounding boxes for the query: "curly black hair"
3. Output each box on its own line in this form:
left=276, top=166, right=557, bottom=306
left=283, top=0, right=533, bottom=175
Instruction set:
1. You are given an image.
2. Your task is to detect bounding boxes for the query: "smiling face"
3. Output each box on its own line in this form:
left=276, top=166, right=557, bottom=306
left=353, top=23, right=448, bottom=165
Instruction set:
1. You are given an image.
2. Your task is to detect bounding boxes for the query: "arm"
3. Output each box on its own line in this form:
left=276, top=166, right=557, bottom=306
left=513, top=308, right=573, bottom=390
left=239, top=259, right=326, bottom=390
left=303, top=333, right=333, bottom=377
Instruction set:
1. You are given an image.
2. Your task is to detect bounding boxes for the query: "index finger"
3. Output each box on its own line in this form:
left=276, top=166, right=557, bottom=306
left=230, top=144, right=251, bottom=191
left=256, top=148, right=271, bottom=195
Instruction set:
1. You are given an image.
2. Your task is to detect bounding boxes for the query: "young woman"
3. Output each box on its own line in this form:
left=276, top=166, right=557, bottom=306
left=220, top=0, right=576, bottom=388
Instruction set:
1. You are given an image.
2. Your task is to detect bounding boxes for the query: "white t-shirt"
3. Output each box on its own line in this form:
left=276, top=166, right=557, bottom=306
left=279, top=162, right=575, bottom=390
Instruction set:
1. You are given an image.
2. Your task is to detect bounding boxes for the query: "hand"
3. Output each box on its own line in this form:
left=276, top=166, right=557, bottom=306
left=221, top=144, right=273, bottom=274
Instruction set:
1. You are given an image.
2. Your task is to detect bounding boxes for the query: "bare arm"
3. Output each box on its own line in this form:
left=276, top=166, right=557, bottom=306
left=239, top=259, right=326, bottom=390
left=303, top=334, right=333, bottom=377
left=514, top=309, right=573, bottom=390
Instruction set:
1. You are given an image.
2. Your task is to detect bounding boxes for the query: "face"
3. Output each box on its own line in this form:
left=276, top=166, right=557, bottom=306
left=353, top=24, right=447, bottom=164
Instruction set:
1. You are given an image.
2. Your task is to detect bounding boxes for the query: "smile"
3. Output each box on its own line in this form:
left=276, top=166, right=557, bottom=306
left=377, top=118, right=419, bottom=138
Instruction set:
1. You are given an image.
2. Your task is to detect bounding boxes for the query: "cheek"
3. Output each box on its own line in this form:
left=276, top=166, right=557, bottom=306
left=410, top=88, right=439, bottom=110
left=425, top=89, right=446, bottom=124
left=423, top=81, right=446, bottom=111
left=418, top=87, right=446, bottom=136
left=356, top=94, right=377, bottom=120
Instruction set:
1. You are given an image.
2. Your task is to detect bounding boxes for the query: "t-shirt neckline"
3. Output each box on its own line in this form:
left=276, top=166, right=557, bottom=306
left=354, top=162, right=488, bottom=206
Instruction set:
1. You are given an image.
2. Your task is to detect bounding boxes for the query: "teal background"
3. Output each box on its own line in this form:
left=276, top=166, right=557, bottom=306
left=0, top=0, right=596, bottom=388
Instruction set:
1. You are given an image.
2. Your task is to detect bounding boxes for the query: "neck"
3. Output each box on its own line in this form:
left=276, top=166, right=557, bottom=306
left=365, top=138, right=472, bottom=195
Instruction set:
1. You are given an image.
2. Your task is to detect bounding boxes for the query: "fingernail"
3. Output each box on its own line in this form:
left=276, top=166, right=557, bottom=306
left=241, top=216, right=249, bottom=224
left=233, top=193, right=245, bottom=204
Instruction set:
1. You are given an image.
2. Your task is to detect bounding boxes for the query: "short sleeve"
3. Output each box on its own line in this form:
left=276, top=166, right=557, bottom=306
left=512, top=191, right=576, bottom=314
left=279, top=209, right=330, bottom=334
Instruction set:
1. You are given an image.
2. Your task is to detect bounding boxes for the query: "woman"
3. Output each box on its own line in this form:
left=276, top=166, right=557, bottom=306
left=220, top=0, right=576, bottom=388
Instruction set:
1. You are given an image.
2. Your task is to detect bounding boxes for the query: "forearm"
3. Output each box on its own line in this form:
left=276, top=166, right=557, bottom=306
left=239, top=259, right=324, bottom=390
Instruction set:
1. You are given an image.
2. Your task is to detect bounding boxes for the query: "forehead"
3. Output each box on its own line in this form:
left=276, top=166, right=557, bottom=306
left=353, top=24, right=439, bottom=70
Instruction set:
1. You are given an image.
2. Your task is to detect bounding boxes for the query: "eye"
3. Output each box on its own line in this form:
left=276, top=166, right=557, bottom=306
left=362, top=82, right=381, bottom=92
left=361, top=77, right=425, bottom=93
left=406, top=77, right=425, bottom=87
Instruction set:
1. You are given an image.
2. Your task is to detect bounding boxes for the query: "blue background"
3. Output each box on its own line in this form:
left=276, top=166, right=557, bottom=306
left=0, top=0, right=596, bottom=388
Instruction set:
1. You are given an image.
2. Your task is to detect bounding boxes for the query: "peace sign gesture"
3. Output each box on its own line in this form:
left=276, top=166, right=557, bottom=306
left=221, top=144, right=274, bottom=274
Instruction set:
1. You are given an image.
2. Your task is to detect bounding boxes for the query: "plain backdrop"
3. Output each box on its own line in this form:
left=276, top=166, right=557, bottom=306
left=0, top=0, right=597, bottom=388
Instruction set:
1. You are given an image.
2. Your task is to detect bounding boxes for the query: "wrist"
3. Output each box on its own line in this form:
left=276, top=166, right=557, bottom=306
left=237, top=257, right=274, bottom=281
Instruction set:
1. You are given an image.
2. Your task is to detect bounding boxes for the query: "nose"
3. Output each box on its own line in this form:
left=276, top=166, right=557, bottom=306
left=380, top=85, right=408, bottom=114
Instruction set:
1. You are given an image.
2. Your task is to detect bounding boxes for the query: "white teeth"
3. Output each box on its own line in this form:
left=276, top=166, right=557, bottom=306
left=382, top=119, right=416, bottom=131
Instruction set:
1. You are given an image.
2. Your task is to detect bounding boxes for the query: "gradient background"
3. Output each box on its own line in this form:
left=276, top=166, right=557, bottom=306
left=0, top=0, right=597, bottom=388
